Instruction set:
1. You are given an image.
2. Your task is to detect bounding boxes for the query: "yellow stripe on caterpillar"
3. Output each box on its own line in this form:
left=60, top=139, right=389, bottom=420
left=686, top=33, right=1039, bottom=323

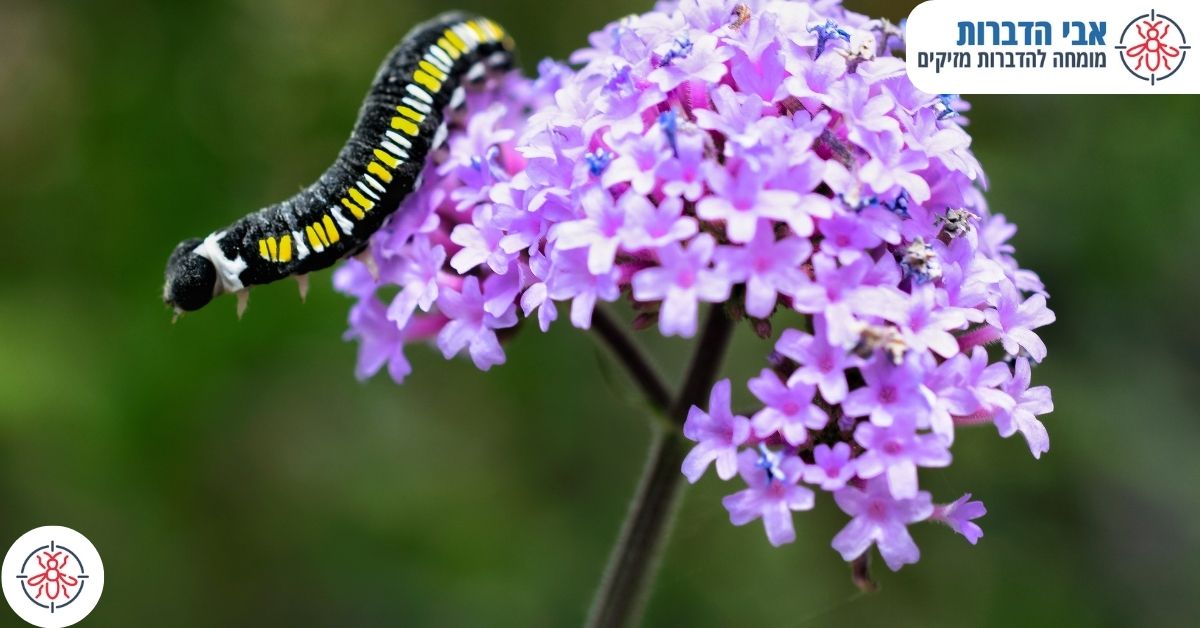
left=322, top=214, right=340, bottom=244
left=341, top=197, right=366, bottom=220
left=443, top=30, right=468, bottom=52
left=367, top=161, right=393, bottom=183
left=373, top=148, right=400, bottom=169
left=348, top=188, right=375, bottom=212
left=396, top=105, right=426, bottom=123
left=418, top=60, right=447, bottom=81
left=391, top=116, right=420, bottom=136
left=412, top=70, right=441, bottom=93
left=278, top=235, right=293, bottom=262
left=305, top=225, right=323, bottom=251
left=437, top=38, right=461, bottom=59
left=466, top=21, right=489, bottom=42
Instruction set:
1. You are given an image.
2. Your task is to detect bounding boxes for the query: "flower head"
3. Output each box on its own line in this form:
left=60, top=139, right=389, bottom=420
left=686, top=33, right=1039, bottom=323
left=335, top=0, right=1054, bottom=574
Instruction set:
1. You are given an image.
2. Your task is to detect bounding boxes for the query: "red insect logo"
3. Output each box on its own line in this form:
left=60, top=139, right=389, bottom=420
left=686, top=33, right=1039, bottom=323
left=12, top=539, right=91, bottom=613
left=1126, top=20, right=1180, bottom=71
left=1117, top=10, right=1190, bottom=85
left=25, top=551, right=79, bottom=602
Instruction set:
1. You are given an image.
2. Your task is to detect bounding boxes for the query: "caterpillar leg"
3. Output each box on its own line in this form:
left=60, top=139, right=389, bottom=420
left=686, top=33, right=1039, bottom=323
left=236, top=290, right=250, bottom=319
left=295, top=274, right=310, bottom=303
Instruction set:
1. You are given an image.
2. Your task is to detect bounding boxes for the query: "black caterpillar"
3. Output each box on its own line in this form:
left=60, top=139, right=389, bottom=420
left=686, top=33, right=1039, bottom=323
left=163, top=12, right=514, bottom=314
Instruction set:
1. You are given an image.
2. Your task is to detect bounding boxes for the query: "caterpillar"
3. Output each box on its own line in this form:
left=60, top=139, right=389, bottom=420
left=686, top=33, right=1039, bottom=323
left=163, top=11, right=514, bottom=315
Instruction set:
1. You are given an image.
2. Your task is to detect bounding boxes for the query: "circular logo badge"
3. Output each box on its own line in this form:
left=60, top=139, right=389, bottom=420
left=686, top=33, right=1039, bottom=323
left=1116, top=9, right=1190, bottom=85
left=2, top=527, right=104, bottom=628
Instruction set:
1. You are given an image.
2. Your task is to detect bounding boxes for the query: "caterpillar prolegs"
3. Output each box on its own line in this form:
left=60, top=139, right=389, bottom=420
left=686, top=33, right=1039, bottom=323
left=163, top=12, right=514, bottom=314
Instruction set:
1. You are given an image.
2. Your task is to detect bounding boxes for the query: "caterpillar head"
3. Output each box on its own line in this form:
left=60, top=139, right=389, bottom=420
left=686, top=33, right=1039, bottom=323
left=163, top=238, right=218, bottom=312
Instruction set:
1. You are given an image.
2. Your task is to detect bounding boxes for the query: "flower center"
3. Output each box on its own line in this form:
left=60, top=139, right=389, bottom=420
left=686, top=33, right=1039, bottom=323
left=818, top=353, right=835, bottom=373
left=677, top=269, right=696, bottom=288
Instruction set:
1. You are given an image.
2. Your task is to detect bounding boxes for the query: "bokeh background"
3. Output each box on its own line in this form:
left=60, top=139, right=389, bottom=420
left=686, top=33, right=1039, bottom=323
left=1, top=0, right=1198, bottom=626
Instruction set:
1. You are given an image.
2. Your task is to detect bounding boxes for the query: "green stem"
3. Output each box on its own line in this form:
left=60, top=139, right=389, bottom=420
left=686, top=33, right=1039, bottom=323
left=591, top=307, right=672, bottom=415
left=586, top=306, right=735, bottom=628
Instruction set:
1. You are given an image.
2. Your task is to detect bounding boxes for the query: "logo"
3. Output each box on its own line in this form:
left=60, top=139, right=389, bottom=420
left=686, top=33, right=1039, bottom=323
left=1116, top=9, right=1191, bottom=84
left=3, top=527, right=104, bottom=628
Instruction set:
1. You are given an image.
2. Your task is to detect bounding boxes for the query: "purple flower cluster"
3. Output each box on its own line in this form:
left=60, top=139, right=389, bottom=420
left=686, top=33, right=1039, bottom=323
left=336, top=0, right=1054, bottom=572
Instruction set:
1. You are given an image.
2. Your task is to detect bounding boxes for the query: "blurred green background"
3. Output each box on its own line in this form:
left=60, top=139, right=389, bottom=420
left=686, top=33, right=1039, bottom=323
left=1, top=0, right=1198, bottom=626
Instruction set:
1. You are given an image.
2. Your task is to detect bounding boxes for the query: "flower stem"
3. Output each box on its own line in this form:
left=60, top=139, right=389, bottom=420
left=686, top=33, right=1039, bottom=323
left=586, top=306, right=735, bottom=628
left=585, top=427, right=689, bottom=628
left=591, top=307, right=672, bottom=415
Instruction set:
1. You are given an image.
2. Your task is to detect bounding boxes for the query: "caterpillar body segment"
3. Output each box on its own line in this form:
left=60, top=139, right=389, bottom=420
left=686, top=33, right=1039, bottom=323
left=163, top=12, right=514, bottom=313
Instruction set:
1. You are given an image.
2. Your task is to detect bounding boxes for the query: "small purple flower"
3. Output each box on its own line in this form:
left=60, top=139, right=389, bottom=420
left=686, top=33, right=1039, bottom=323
left=697, top=163, right=802, bottom=243
left=790, top=254, right=904, bottom=347
left=730, top=42, right=789, bottom=102
left=622, top=196, right=698, bottom=251
left=802, top=442, right=856, bottom=491
left=440, top=103, right=515, bottom=176
left=993, top=358, right=1053, bottom=458
left=832, top=477, right=934, bottom=571
left=722, top=447, right=815, bottom=546
left=450, top=205, right=514, bottom=275
left=776, top=316, right=859, bottom=404
left=693, top=85, right=766, bottom=140
left=682, top=379, right=752, bottom=483
left=383, top=236, right=446, bottom=329
left=436, top=276, right=517, bottom=370
left=842, top=357, right=931, bottom=427
left=603, top=131, right=672, bottom=195
left=857, top=130, right=931, bottom=203
left=748, top=369, right=828, bottom=445
left=827, top=76, right=900, bottom=141
left=934, top=493, right=986, bottom=545
left=520, top=251, right=558, bottom=332
left=345, top=298, right=413, bottom=384
left=715, top=223, right=812, bottom=318
left=657, top=131, right=707, bottom=201
left=333, top=256, right=381, bottom=300
left=546, top=248, right=620, bottom=330
left=922, top=347, right=1012, bottom=442
left=647, top=32, right=732, bottom=91
left=551, top=186, right=637, bottom=275
left=983, top=282, right=1056, bottom=362
left=632, top=234, right=731, bottom=337
left=592, top=65, right=667, bottom=139
left=854, top=417, right=952, bottom=499
left=817, top=212, right=883, bottom=264
left=894, top=285, right=969, bottom=359
left=936, top=347, right=1014, bottom=417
